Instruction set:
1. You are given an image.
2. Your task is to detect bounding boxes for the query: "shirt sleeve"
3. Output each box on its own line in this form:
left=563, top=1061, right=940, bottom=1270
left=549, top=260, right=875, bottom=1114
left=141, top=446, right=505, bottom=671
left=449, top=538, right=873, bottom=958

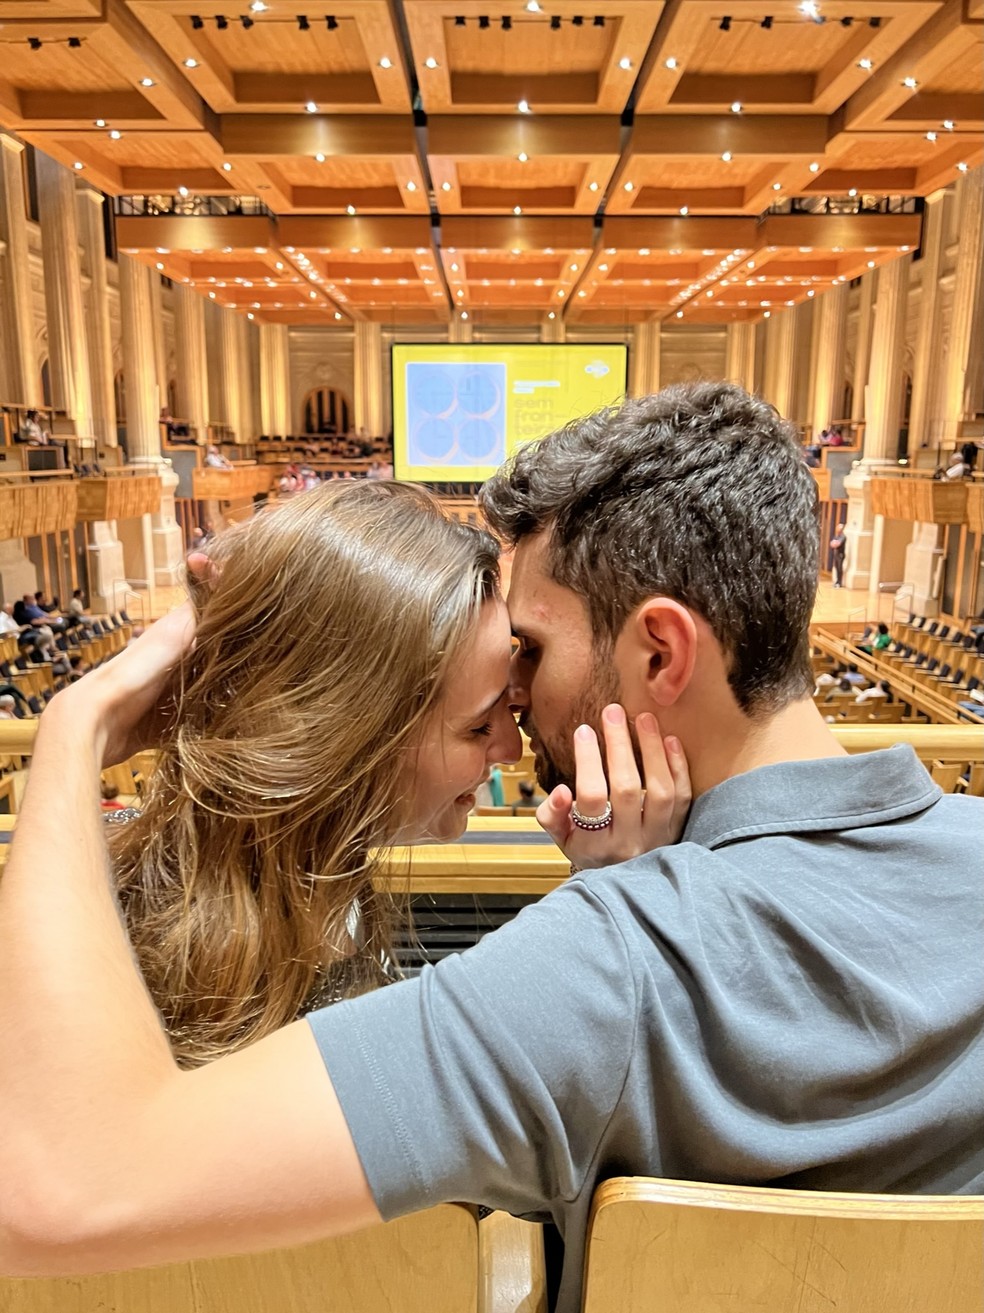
left=306, top=877, right=638, bottom=1222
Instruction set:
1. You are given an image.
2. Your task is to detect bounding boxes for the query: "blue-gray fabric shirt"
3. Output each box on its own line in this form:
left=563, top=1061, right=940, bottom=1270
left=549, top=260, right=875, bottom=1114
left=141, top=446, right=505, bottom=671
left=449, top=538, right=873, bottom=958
left=308, top=746, right=984, bottom=1312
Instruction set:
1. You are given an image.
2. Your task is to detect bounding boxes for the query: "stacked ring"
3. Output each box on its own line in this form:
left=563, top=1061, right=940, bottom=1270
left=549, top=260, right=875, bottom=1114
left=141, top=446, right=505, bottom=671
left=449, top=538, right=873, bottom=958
left=570, top=801, right=614, bottom=831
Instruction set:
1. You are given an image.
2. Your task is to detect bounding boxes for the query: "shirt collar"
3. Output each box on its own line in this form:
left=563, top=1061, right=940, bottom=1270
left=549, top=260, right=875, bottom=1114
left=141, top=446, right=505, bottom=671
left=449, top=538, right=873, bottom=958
left=682, top=744, right=942, bottom=850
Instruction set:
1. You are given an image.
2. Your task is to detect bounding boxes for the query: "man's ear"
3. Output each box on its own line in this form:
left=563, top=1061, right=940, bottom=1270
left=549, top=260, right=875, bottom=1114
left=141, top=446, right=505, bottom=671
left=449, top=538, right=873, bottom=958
left=623, top=598, right=699, bottom=707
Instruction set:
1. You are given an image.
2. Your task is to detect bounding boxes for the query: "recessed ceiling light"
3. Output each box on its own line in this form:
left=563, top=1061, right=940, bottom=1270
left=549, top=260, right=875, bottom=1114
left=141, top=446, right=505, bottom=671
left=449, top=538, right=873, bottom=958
left=676, top=310, right=683, bottom=318
left=140, top=77, right=155, bottom=87
left=460, top=311, right=468, bottom=320
left=926, top=131, right=937, bottom=142
left=848, top=188, right=858, bottom=197
left=665, top=57, right=678, bottom=69
left=902, top=76, right=917, bottom=89
left=184, top=58, right=199, bottom=68
left=109, top=129, right=122, bottom=139
left=867, top=259, right=875, bottom=267
left=809, top=161, right=820, bottom=172
left=94, top=118, right=106, bottom=127
left=731, top=101, right=742, bottom=113
left=406, top=180, right=417, bottom=190
left=314, top=152, right=326, bottom=162
left=441, top=180, right=452, bottom=191
left=346, top=204, right=356, bottom=215
left=222, top=162, right=232, bottom=171
left=547, top=311, right=556, bottom=319
left=247, top=312, right=254, bottom=320
left=623, top=181, right=634, bottom=191
left=517, top=151, right=528, bottom=162
left=588, top=181, right=599, bottom=191
left=209, top=291, right=216, bottom=299
left=763, top=310, right=771, bottom=318
left=513, top=205, right=522, bottom=214
left=807, top=289, right=815, bottom=297
left=378, top=56, right=392, bottom=68
left=618, top=57, right=632, bottom=69
left=73, top=161, right=84, bottom=170
left=305, top=101, right=318, bottom=112
left=517, top=99, right=531, bottom=113
left=942, top=119, right=954, bottom=131
left=250, top=0, right=267, bottom=10
left=424, top=56, right=439, bottom=68
left=155, top=261, right=164, bottom=270
left=598, top=263, right=608, bottom=271
left=857, top=58, right=873, bottom=70
left=772, top=182, right=782, bottom=190
left=450, top=262, right=459, bottom=271
left=526, top=0, right=541, bottom=11
left=721, top=151, right=732, bottom=162
left=957, top=161, right=969, bottom=172
left=680, top=205, right=688, bottom=215
left=178, top=185, right=188, bottom=196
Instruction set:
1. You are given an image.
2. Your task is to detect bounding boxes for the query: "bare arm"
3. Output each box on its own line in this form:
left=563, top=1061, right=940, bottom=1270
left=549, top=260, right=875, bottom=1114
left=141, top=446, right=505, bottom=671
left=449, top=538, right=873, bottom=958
left=0, top=611, right=379, bottom=1276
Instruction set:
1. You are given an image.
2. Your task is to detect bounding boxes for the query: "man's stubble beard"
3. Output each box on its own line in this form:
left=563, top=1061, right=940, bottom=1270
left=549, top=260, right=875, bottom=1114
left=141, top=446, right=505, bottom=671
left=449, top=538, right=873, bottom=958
left=529, top=648, right=621, bottom=794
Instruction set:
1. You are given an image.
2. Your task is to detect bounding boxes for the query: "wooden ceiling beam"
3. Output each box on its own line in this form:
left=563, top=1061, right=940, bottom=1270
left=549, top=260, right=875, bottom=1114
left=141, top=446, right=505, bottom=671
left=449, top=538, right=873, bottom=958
left=17, top=91, right=165, bottom=127
left=670, top=72, right=816, bottom=108
left=116, top=214, right=276, bottom=251
left=441, top=215, right=595, bottom=251
left=631, top=113, right=830, bottom=155
left=219, top=114, right=416, bottom=157
left=428, top=114, right=621, bottom=157
left=760, top=211, right=924, bottom=247
left=600, top=216, right=759, bottom=249
left=232, top=73, right=381, bottom=111
left=884, top=93, right=984, bottom=128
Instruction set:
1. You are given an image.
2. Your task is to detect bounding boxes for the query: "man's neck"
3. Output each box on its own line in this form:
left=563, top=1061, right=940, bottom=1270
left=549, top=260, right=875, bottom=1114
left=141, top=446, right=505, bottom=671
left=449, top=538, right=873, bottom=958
left=682, top=695, right=848, bottom=800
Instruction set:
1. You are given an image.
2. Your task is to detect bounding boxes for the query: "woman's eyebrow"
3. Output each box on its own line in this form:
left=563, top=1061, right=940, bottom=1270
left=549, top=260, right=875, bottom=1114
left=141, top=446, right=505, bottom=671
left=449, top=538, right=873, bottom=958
left=459, top=684, right=509, bottom=726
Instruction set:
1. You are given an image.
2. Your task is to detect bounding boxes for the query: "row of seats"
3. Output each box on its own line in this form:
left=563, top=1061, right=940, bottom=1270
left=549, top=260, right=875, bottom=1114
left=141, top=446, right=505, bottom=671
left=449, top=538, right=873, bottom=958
left=0, top=611, right=132, bottom=716
left=879, top=616, right=983, bottom=715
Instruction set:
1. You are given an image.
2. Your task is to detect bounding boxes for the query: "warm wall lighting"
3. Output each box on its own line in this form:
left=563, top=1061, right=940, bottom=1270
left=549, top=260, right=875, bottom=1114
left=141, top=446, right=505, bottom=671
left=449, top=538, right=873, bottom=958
left=517, top=99, right=531, bottom=113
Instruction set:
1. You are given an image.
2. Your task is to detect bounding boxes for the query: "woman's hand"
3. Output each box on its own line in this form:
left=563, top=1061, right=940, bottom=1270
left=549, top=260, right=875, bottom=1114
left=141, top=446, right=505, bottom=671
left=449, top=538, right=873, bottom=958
left=536, top=704, right=692, bottom=871
left=53, top=602, right=197, bottom=767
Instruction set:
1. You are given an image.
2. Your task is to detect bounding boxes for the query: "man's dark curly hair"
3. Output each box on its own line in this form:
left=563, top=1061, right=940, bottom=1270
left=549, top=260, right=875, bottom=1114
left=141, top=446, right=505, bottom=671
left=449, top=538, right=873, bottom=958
left=479, top=381, right=820, bottom=715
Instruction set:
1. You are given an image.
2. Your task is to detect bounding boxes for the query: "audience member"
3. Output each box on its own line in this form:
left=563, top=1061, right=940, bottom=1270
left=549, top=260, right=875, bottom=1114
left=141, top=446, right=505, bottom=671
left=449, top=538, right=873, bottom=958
left=856, top=680, right=893, bottom=704
left=204, top=443, right=233, bottom=470
left=944, top=451, right=970, bottom=481
left=0, top=603, right=20, bottom=636
left=858, top=621, right=891, bottom=654
left=512, top=778, right=547, bottom=813
left=829, top=522, right=847, bottom=587
left=842, top=663, right=867, bottom=686
left=0, top=694, right=16, bottom=720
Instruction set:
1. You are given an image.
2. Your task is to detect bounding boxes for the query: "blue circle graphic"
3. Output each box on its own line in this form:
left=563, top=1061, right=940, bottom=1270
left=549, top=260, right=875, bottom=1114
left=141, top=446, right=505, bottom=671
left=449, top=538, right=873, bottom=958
left=457, top=418, right=501, bottom=462
left=456, top=370, right=499, bottom=417
left=411, top=416, right=456, bottom=461
left=409, top=370, right=455, bottom=417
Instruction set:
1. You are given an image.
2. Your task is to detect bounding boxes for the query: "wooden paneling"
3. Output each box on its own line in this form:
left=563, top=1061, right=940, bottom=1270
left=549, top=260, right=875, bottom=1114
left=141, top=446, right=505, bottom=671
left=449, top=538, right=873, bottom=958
left=75, top=476, right=162, bottom=522
left=0, top=481, right=79, bottom=539
left=192, top=466, right=274, bottom=499
left=870, top=476, right=968, bottom=526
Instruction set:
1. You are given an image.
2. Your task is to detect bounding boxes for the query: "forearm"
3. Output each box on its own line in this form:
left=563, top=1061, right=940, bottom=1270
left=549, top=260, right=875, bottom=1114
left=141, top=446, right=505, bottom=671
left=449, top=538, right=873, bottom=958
left=0, top=692, right=178, bottom=1254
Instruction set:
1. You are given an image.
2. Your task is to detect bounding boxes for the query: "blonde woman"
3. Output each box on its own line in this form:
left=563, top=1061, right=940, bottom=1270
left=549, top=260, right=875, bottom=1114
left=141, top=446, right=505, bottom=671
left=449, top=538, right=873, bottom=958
left=111, top=481, right=523, bottom=1067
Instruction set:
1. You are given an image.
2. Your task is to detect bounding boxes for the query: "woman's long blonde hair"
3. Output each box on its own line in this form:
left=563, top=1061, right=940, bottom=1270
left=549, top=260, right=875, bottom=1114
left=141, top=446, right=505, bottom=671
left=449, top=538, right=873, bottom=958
left=112, top=482, right=499, bottom=1067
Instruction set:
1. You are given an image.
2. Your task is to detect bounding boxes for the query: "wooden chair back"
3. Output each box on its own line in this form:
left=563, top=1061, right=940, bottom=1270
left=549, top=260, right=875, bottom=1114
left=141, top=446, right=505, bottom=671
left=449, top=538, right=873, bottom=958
left=582, top=1178, right=984, bottom=1313
left=930, top=760, right=965, bottom=792
left=0, top=1205, right=546, bottom=1313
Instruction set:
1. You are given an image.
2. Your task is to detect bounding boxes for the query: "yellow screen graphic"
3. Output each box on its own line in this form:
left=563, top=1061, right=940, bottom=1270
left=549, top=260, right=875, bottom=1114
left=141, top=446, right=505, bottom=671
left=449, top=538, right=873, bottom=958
left=392, top=343, right=628, bottom=483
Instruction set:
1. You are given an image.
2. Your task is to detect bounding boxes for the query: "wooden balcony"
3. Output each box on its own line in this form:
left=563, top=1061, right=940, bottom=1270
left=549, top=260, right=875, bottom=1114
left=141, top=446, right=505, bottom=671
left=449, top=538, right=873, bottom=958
left=75, top=475, right=162, bottom=522
left=966, top=484, right=984, bottom=536
left=0, top=480, right=79, bottom=537
left=810, top=467, right=831, bottom=501
left=192, top=466, right=274, bottom=500
left=869, top=476, right=968, bottom=526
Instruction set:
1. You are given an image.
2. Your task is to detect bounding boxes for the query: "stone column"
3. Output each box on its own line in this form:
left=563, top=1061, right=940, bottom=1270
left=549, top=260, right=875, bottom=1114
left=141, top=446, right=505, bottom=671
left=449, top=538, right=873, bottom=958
left=36, top=151, right=94, bottom=436
left=762, top=310, right=796, bottom=419
left=259, top=323, right=291, bottom=437
left=725, top=321, right=756, bottom=392
left=629, top=322, right=660, bottom=397
left=173, top=285, right=209, bottom=439
left=148, top=271, right=169, bottom=417
left=0, top=135, right=42, bottom=406
left=809, top=284, right=848, bottom=438
left=907, top=191, right=946, bottom=454
left=118, top=254, right=183, bottom=588
left=939, top=167, right=984, bottom=449
left=219, top=307, right=244, bottom=441
left=76, top=188, right=117, bottom=448
left=354, top=320, right=385, bottom=437
left=850, top=273, right=875, bottom=423
left=843, top=255, right=910, bottom=591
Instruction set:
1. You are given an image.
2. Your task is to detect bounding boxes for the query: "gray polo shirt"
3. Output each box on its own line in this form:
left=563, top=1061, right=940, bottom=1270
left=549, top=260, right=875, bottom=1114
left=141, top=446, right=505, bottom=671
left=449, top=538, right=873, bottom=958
left=309, top=746, right=984, bottom=1312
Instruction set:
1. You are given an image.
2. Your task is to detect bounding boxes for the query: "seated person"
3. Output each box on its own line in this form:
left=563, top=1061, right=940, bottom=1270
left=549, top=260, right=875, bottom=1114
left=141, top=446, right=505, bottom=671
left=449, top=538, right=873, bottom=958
left=512, top=778, right=547, bottom=813
left=944, top=452, right=970, bottom=481
left=855, top=679, right=893, bottom=704
left=0, top=603, right=21, bottom=637
left=842, top=663, right=867, bottom=686
left=14, top=593, right=68, bottom=636
left=0, top=693, right=16, bottom=720
left=858, top=621, right=891, bottom=654
left=204, top=443, right=233, bottom=470
left=18, top=408, right=50, bottom=445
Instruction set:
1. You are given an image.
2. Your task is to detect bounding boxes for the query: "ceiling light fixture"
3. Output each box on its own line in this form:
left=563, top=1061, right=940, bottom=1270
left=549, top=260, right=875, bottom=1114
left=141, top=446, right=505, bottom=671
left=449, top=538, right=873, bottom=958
left=315, top=151, right=326, bottom=162
left=73, top=161, right=84, bottom=170
left=326, top=14, right=338, bottom=29
left=346, top=204, right=356, bottom=214
left=902, top=76, right=917, bottom=89
left=665, top=56, right=678, bottom=69
left=731, top=101, right=742, bottom=113
left=501, top=15, right=512, bottom=29
left=109, top=129, right=122, bottom=139
left=424, top=56, right=439, bottom=68
left=721, top=150, right=732, bottom=161
left=809, top=161, right=820, bottom=172
left=517, top=98, right=531, bottom=113
left=191, top=14, right=204, bottom=28
left=378, top=55, right=392, bottom=68
left=518, top=151, right=528, bottom=162
left=250, top=1, right=267, bottom=10
left=406, top=180, right=417, bottom=190
left=297, top=15, right=309, bottom=30
left=623, top=180, right=634, bottom=191
left=441, top=180, right=452, bottom=190
left=957, top=162, right=969, bottom=172
left=942, top=119, right=954, bottom=130
left=184, top=57, right=199, bottom=67
left=680, top=205, right=688, bottom=215
left=513, top=205, right=522, bottom=214
left=857, top=58, right=873, bottom=70
left=618, top=56, right=632, bottom=69
left=761, top=15, right=773, bottom=27
left=719, top=15, right=731, bottom=30
left=215, top=14, right=228, bottom=29
left=140, top=77, right=155, bottom=87
left=305, top=100, right=318, bottom=112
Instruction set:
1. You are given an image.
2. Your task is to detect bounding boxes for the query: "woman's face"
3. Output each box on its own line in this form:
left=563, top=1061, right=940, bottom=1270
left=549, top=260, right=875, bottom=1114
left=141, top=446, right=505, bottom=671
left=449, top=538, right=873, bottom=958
left=405, top=598, right=522, bottom=843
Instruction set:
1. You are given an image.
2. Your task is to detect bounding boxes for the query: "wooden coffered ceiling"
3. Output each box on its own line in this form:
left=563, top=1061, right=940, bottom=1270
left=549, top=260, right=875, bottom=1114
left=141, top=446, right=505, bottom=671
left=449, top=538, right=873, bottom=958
left=1, top=0, right=981, bottom=326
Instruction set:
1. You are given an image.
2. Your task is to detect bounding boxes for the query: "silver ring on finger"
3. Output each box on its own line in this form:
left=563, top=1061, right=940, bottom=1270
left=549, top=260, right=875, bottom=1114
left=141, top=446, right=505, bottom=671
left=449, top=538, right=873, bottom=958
left=570, top=800, right=613, bottom=831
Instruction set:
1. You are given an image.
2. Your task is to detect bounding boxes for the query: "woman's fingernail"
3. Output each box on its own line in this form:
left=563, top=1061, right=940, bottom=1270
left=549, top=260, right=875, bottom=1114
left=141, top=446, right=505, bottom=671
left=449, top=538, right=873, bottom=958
left=603, top=704, right=625, bottom=725
left=665, top=735, right=680, bottom=753
left=637, top=712, right=658, bottom=734
left=575, top=723, right=594, bottom=742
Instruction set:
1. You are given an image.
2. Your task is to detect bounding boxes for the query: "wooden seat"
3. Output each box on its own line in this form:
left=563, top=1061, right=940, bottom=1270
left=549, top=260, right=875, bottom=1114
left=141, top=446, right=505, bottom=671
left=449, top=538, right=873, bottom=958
left=930, top=760, right=965, bottom=792
left=582, top=1177, right=984, bottom=1313
left=0, top=1205, right=546, bottom=1313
